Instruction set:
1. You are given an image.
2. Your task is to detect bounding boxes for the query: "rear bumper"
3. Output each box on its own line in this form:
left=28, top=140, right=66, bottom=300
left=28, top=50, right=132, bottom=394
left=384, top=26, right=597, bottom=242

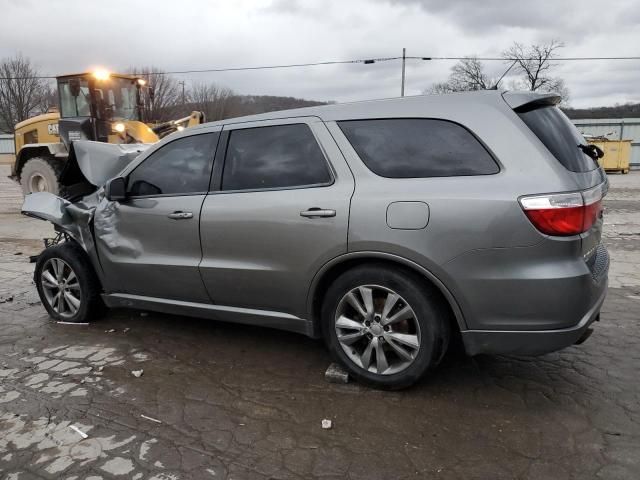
left=461, top=278, right=607, bottom=356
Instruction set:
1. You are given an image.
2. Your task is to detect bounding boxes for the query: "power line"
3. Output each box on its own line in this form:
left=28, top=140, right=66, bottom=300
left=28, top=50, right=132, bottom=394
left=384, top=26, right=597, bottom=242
left=0, top=56, right=403, bottom=80
left=1, top=54, right=639, bottom=80
left=416, top=56, right=640, bottom=61
left=152, top=56, right=402, bottom=75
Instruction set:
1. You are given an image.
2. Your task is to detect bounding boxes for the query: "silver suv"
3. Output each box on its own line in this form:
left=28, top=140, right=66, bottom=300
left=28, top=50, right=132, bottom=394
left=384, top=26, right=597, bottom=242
left=23, top=91, right=609, bottom=389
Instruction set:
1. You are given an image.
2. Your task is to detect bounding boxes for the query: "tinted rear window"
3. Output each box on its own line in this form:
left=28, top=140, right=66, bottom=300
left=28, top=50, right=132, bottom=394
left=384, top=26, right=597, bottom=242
left=338, top=119, right=499, bottom=178
left=222, top=124, right=332, bottom=191
left=518, top=106, right=597, bottom=172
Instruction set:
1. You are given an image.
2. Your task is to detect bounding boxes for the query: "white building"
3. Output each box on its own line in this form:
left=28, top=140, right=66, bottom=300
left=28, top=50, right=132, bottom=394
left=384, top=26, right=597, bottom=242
left=0, top=134, right=14, bottom=155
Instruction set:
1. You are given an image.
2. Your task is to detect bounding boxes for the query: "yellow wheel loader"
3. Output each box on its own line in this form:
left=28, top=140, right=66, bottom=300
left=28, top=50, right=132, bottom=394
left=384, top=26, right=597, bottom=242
left=12, top=70, right=204, bottom=195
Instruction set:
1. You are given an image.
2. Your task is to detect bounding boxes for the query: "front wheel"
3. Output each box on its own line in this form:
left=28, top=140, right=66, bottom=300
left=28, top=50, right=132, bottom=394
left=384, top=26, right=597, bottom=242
left=20, top=157, right=62, bottom=195
left=34, top=242, right=104, bottom=323
left=322, top=265, right=450, bottom=390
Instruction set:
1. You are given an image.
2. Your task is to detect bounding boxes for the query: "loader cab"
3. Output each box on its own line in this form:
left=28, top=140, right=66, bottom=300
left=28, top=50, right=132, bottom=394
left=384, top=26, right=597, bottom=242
left=57, top=71, right=146, bottom=147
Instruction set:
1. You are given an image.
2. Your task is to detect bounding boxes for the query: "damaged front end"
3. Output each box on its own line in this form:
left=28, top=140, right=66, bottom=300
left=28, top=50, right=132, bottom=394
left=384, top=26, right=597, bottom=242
left=22, top=191, right=100, bottom=259
left=60, top=140, right=151, bottom=202
left=21, top=140, right=151, bottom=277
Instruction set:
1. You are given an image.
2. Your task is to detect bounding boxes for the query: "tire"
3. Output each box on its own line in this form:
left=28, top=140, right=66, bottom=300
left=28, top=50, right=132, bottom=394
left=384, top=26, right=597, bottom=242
left=20, top=156, right=63, bottom=195
left=34, top=242, right=104, bottom=323
left=322, top=264, right=450, bottom=390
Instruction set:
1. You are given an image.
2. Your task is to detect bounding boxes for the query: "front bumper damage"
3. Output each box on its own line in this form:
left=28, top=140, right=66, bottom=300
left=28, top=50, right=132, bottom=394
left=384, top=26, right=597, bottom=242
left=21, top=140, right=150, bottom=280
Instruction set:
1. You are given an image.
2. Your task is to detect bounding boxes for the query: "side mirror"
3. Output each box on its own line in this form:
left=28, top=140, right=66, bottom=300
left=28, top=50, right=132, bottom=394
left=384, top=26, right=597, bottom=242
left=105, top=177, right=127, bottom=201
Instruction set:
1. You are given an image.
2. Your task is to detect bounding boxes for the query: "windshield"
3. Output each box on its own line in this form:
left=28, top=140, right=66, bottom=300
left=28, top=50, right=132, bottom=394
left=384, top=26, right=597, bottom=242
left=518, top=106, right=598, bottom=173
left=58, top=76, right=140, bottom=121
left=93, top=76, right=139, bottom=121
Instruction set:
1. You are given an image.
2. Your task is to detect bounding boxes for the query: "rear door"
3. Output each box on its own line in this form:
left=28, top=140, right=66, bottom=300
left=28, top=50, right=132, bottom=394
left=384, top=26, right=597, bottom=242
left=199, top=117, right=354, bottom=318
left=95, top=131, right=219, bottom=302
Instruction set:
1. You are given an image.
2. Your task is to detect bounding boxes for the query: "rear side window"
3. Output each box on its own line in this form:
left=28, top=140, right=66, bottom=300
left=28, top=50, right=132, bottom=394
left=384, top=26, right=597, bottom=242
left=517, top=106, right=597, bottom=172
left=338, top=119, right=499, bottom=178
left=222, top=124, right=332, bottom=191
left=128, top=133, right=218, bottom=196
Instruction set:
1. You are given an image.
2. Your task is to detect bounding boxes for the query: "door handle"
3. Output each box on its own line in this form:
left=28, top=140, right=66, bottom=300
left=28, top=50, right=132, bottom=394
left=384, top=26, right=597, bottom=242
left=168, top=211, right=194, bottom=220
left=300, top=208, right=336, bottom=218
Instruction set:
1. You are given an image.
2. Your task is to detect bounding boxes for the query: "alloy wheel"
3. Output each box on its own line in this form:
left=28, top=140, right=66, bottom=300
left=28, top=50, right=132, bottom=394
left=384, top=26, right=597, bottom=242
left=334, top=285, right=421, bottom=375
left=40, top=258, right=82, bottom=318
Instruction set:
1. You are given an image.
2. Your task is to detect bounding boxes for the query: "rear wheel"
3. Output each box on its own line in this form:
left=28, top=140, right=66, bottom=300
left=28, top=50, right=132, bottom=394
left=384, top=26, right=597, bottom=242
left=322, top=265, right=450, bottom=389
left=20, top=156, right=62, bottom=195
left=35, top=242, right=103, bottom=323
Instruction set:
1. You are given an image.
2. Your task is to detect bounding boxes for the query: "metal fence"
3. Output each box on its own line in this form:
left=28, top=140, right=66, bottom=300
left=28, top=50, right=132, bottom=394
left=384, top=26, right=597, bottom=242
left=572, top=118, right=640, bottom=169
left=0, top=134, right=14, bottom=154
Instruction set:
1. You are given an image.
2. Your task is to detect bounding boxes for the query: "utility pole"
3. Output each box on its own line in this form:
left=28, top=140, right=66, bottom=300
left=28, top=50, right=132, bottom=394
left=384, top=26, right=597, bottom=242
left=401, top=47, right=406, bottom=97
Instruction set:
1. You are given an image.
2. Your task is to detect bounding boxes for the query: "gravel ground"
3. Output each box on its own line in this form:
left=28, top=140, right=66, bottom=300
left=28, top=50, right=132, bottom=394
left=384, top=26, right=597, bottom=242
left=0, top=166, right=639, bottom=480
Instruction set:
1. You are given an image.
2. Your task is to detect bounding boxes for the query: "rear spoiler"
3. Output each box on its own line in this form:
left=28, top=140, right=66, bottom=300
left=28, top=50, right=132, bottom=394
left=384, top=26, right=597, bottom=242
left=502, top=91, right=561, bottom=113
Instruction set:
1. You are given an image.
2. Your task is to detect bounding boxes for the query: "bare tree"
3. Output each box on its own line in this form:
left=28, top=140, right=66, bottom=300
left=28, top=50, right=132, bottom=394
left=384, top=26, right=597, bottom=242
left=502, top=40, right=566, bottom=94
left=188, top=82, right=234, bottom=122
left=426, top=41, right=570, bottom=104
left=0, top=55, right=49, bottom=132
left=426, top=57, right=493, bottom=94
left=129, top=66, right=181, bottom=122
left=37, top=81, right=58, bottom=113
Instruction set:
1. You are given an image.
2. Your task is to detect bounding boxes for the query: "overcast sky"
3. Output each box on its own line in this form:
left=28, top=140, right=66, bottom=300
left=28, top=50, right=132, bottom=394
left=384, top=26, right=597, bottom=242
left=1, top=0, right=638, bottom=108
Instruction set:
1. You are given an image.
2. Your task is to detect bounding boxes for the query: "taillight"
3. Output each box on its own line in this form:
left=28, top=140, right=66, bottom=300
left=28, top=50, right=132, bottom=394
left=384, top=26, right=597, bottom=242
left=519, top=185, right=604, bottom=236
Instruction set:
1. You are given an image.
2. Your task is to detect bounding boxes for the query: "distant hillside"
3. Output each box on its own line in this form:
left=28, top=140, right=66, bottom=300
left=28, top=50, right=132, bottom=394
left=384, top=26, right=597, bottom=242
left=223, top=95, right=329, bottom=118
left=563, top=103, right=640, bottom=119
left=170, top=94, right=330, bottom=125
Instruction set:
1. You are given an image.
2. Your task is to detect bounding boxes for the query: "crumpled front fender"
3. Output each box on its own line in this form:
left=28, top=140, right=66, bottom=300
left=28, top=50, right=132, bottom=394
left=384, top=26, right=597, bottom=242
left=22, top=192, right=75, bottom=232
left=21, top=191, right=104, bottom=283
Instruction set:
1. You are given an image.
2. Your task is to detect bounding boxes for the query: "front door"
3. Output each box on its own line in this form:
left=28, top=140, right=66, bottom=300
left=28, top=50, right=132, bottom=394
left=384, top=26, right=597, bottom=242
left=199, top=118, right=354, bottom=318
left=95, top=131, right=219, bottom=303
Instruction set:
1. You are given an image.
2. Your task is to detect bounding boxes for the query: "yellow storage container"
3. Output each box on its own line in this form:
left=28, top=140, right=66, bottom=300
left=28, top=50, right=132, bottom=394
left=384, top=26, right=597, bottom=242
left=587, top=138, right=632, bottom=174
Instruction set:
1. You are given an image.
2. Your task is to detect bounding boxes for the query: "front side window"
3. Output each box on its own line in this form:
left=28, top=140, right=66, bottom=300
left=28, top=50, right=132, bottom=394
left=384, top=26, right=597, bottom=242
left=222, top=124, right=332, bottom=191
left=59, top=79, right=91, bottom=118
left=127, top=133, right=218, bottom=196
left=338, top=118, right=499, bottom=178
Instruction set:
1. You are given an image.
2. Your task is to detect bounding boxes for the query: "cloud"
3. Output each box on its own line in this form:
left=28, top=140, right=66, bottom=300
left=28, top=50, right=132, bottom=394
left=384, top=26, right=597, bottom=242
left=0, top=0, right=637, bottom=108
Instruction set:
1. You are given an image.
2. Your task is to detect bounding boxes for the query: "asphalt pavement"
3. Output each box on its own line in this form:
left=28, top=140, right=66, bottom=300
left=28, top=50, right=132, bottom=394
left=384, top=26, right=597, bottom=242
left=1, top=165, right=639, bottom=479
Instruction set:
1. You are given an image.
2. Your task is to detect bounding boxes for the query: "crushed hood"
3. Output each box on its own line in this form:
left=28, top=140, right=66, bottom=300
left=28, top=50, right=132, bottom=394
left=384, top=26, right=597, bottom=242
left=61, top=140, right=152, bottom=188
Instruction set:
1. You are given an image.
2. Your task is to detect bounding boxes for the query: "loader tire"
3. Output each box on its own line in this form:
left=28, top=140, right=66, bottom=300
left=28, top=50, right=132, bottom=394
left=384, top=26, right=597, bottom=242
left=20, top=157, right=63, bottom=195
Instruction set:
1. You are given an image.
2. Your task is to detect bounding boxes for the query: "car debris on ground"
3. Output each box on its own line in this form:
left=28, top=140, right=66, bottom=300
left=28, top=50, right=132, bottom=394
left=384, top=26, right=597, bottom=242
left=325, top=362, right=350, bottom=384
left=69, top=425, right=89, bottom=439
left=140, top=414, right=162, bottom=424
